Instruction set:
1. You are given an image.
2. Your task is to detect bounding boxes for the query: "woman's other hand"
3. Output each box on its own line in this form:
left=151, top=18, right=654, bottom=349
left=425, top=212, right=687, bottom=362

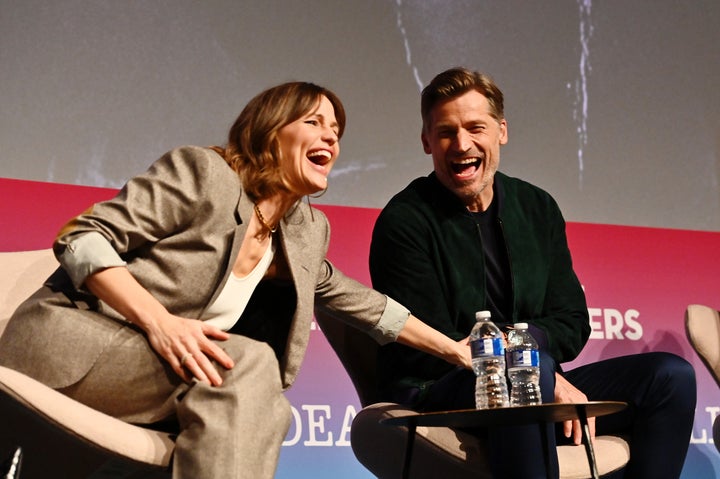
left=85, top=266, right=234, bottom=385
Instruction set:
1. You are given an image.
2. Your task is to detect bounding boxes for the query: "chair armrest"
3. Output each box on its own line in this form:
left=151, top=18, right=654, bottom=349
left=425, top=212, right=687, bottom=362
left=0, top=366, right=174, bottom=467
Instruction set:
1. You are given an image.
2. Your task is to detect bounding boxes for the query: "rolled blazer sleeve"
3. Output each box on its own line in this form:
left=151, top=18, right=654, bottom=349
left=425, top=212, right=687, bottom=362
left=314, top=259, right=410, bottom=345
left=59, top=232, right=127, bottom=289
left=53, top=146, right=235, bottom=292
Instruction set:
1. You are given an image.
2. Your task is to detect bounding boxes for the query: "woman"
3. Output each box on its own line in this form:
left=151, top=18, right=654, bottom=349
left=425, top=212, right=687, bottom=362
left=0, top=82, right=471, bottom=478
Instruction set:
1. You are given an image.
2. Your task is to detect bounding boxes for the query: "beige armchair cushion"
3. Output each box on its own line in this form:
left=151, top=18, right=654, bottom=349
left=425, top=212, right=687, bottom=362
left=0, top=249, right=58, bottom=335
left=685, top=304, right=720, bottom=452
left=685, top=304, right=720, bottom=388
left=0, top=249, right=174, bottom=478
left=351, top=403, right=491, bottom=479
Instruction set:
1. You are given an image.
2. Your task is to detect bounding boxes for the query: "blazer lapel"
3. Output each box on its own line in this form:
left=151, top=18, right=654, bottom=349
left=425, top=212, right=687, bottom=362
left=201, top=192, right=254, bottom=312
left=276, top=206, right=317, bottom=387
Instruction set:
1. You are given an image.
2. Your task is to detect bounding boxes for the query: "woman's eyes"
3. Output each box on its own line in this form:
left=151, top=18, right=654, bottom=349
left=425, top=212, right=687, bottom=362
left=303, top=117, right=339, bottom=137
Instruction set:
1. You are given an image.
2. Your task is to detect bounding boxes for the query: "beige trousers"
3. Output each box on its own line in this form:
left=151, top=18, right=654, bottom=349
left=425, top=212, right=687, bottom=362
left=60, top=327, right=292, bottom=479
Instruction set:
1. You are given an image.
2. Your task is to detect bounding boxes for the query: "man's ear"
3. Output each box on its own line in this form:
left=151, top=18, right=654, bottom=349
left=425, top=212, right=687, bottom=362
left=499, top=119, right=509, bottom=145
left=421, top=130, right=432, bottom=154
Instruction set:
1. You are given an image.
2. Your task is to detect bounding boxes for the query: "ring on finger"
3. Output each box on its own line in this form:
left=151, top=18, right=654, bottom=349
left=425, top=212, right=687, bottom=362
left=180, top=352, right=193, bottom=366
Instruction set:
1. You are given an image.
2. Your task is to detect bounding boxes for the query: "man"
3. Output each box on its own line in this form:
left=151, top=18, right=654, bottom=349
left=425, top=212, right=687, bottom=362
left=369, top=67, right=696, bottom=478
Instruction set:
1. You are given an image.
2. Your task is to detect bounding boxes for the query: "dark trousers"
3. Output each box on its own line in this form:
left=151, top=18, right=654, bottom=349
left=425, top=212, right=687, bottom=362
left=398, top=351, right=696, bottom=479
left=564, top=352, right=696, bottom=479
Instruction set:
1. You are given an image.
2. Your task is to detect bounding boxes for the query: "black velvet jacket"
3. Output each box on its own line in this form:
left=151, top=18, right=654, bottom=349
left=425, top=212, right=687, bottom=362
left=369, top=172, right=590, bottom=397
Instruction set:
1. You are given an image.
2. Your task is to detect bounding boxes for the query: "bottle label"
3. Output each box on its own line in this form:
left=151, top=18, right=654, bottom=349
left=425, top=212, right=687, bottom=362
left=471, top=337, right=505, bottom=357
left=509, top=349, right=540, bottom=368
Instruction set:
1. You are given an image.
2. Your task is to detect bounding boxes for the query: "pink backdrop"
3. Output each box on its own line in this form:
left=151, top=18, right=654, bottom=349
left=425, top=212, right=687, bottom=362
left=2, top=177, right=718, bottom=477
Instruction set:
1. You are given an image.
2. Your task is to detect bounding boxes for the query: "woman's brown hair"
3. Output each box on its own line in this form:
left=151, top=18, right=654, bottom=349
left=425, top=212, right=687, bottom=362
left=217, top=82, right=346, bottom=202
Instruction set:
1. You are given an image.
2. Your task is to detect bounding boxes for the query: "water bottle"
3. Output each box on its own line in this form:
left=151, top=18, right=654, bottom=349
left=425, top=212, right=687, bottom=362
left=470, top=310, right=509, bottom=409
left=507, top=322, right=542, bottom=406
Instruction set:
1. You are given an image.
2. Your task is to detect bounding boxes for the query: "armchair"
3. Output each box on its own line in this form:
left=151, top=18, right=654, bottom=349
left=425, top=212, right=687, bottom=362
left=684, top=303, right=720, bottom=453
left=315, top=309, right=630, bottom=479
left=0, top=249, right=174, bottom=478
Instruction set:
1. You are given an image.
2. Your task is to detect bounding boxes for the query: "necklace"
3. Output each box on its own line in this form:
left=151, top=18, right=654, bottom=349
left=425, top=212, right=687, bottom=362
left=254, top=204, right=277, bottom=233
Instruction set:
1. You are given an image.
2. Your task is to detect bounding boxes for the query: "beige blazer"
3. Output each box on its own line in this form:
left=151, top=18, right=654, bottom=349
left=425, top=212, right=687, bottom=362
left=0, top=146, right=405, bottom=390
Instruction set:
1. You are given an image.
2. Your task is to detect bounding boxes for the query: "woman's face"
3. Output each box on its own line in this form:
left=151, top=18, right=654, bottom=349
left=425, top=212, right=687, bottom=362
left=277, top=95, right=340, bottom=197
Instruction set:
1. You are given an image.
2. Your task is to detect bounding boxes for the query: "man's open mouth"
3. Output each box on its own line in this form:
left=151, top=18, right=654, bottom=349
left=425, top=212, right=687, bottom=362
left=451, top=157, right=481, bottom=175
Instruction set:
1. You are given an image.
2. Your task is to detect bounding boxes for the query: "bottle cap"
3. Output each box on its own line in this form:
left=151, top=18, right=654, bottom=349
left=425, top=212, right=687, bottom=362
left=514, top=322, right=529, bottom=329
left=475, top=310, right=491, bottom=321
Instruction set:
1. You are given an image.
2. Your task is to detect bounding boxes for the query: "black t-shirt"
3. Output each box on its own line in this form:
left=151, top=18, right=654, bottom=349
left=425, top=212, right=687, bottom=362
left=470, top=185, right=511, bottom=327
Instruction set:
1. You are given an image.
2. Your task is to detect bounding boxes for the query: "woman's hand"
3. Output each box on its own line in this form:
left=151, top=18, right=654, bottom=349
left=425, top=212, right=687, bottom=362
left=144, top=313, right=234, bottom=386
left=554, top=373, right=595, bottom=445
left=85, top=266, right=234, bottom=386
left=455, top=336, right=473, bottom=369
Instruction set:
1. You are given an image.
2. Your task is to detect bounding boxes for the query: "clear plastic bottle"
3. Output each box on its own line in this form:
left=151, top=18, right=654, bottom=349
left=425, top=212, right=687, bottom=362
left=470, top=310, right=509, bottom=409
left=507, top=322, right=542, bottom=406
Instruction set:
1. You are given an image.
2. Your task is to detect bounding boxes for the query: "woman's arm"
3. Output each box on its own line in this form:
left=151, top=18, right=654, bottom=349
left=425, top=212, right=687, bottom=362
left=396, top=314, right=472, bottom=369
left=54, top=147, right=226, bottom=290
left=85, top=266, right=234, bottom=386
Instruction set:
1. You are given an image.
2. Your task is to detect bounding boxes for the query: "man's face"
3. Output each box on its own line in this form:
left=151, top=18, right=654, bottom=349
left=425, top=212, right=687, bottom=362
left=421, top=90, right=508, bottom=212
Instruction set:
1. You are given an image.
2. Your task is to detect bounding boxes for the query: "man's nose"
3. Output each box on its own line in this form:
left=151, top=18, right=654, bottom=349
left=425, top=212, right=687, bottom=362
left=452, top=129, right=472, bottom=152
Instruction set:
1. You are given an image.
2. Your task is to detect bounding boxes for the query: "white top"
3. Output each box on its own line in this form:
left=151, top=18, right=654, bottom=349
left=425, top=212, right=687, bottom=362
left=202, top=237, right=275, bottom=331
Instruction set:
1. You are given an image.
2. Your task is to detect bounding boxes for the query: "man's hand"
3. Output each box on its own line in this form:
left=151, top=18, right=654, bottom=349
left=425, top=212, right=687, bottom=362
left=554, top=373, right=595, bottom=445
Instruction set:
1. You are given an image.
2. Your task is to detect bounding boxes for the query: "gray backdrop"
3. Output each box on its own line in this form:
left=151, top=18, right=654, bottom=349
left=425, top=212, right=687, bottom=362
left=2, top=0, right=718, bottom=231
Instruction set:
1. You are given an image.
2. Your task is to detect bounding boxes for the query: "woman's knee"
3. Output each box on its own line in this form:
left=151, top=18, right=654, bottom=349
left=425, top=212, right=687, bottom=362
left=219, top=335, right=285, bottom=393
left=221, top=335, right=279, bottom=371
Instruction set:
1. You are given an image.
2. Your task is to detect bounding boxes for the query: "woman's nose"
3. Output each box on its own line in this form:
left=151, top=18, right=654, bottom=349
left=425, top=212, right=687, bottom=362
left=323, top=126, right=338, bottom=144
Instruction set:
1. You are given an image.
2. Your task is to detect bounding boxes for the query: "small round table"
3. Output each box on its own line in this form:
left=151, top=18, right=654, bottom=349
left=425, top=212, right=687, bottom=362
left=380, top=401, right=627, bottom=479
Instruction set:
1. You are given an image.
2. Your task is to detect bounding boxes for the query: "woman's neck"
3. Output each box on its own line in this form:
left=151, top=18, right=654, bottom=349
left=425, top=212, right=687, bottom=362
left=255, top=195, right=299, bottom=232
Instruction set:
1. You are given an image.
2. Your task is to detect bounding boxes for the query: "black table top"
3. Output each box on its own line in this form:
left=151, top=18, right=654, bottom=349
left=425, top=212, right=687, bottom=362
left=380, top=401, right=627, bottom=429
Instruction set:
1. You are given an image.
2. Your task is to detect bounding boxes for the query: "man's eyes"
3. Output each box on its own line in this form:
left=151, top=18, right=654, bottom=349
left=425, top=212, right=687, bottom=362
left=436, top=128, right=456, bottom=136
left=437, top=126, right=485, bottom=137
